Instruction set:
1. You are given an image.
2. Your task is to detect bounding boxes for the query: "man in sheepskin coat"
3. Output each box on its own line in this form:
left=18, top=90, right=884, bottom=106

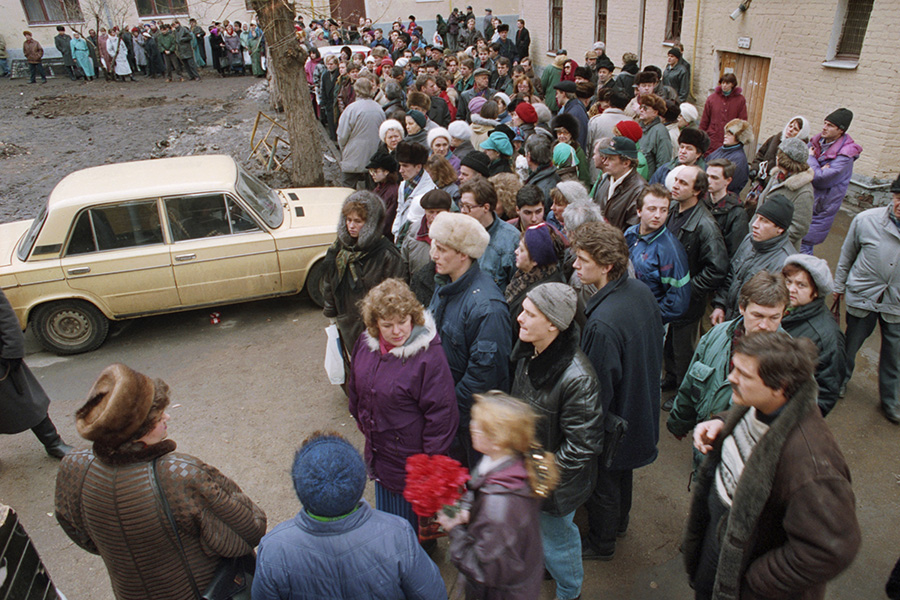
left=684, top=331, right=860, bottom=600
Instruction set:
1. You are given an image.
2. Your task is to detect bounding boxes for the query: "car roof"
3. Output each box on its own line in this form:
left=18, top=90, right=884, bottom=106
left=48, top=155, right=239, bottom=208
left=319, top=44, right=371, bottom=57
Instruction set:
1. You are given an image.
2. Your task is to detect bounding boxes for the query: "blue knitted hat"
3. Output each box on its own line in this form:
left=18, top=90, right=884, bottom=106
left=292, top=434, right=366, bottom=518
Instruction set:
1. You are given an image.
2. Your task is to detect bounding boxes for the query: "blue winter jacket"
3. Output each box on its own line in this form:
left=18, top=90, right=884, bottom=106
left=429, top=262, right=512, bottom=423
left=624, top=224, right=692, bottom=323
left=252, top=501, right=446, bottom=600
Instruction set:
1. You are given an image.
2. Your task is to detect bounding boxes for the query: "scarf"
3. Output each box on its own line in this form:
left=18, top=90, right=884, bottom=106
left=415, top=217, right=432, bottom=244
left=333, top=240, right=368, bottom=286
left=505, top=263, right=559, bottom=303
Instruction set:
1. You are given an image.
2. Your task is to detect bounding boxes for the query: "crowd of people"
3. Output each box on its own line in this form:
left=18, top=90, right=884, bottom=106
left=7, top=18, right=266, bottom=84
left=2, top=6, right=900, bottom=600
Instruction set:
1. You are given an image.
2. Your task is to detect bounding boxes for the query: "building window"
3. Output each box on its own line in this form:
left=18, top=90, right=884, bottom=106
left=835, top=0, right=873, bottom=59
left=549, top=0, right=563, bottom=52
left=595, top=0, right=607, bottom=44
left=135, top=0, right=187, bottom=17
left=20, top=0, right=82, bottom=24
left=665, top=0, right=684, bottom=42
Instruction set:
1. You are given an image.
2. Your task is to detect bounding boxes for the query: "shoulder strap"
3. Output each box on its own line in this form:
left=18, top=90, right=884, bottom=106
left=149, top=458, right=202, bottom=600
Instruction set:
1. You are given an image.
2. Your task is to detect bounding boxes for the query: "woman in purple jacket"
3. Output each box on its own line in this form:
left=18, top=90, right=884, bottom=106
left=349, top=278, right=459, bottom=536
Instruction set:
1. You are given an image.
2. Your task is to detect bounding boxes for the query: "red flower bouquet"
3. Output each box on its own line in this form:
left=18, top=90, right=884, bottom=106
left=403, top=454, right=470, bottom=517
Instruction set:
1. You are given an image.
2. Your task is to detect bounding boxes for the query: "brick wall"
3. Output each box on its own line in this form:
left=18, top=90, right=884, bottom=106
left=520, top=0, right=899, bottom=181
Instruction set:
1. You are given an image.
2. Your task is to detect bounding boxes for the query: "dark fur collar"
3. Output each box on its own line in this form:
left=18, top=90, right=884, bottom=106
left=93, top=438, right=177, bottom=466
left=512, top=326, right=579, bottom=389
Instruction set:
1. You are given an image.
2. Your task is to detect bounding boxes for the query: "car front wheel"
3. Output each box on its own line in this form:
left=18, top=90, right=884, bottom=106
left=304, top=259, right=327, bottom=308
left=31, top=300, right=110, bottom=355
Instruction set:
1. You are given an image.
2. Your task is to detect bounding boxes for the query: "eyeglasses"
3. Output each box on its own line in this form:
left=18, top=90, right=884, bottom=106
left=459, top=202, right=481, bottom=213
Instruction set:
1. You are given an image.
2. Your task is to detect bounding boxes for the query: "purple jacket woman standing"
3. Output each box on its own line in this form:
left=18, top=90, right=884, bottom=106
left=348, top=310, right=459, bottom=530
left=801, top=130, right=862, bottom=254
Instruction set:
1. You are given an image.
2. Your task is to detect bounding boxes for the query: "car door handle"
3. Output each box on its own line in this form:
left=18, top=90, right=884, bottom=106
left=67, top=266, right=90, bottom=275
left=175, top=253, right=196, bottom=262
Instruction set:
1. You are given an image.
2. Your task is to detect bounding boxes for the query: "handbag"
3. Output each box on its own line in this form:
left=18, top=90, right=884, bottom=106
left=600, top=413, right=628, bottom=470
left=150, top=459, right=255, bottom=600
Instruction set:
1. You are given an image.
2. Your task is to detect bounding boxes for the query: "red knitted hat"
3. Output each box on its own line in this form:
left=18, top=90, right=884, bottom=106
left=515, top=102, right=538, bottom=124
left=615, top=119, right=643, bottom=142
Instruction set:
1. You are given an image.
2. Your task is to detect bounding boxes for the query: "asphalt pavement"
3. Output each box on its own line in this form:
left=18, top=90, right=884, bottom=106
left=1, top=208, right=897, bottom=599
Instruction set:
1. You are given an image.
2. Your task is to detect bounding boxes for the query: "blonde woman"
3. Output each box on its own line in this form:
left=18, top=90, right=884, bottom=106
left=438, top=391, right=558, bottom=600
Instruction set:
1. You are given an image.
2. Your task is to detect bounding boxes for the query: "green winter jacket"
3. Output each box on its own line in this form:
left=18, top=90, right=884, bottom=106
left=157, top=31, right=177, bottom=53
left=667, top=317, right=740, bottom=437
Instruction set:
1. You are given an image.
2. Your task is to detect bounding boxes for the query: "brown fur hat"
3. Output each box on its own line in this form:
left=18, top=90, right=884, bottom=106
left=76, top=364, right=169, bottom=449
left=725, top=118, right=754, bottom=146
left=635, top=70, right=659, bottom=85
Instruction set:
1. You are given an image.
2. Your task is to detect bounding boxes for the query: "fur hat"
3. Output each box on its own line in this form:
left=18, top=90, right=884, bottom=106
left=337, top=191, right=386, bottom=249
left=635, top=70, right=659, bottom=85
left=292, top=433, right=366, bottom=518
left=526, top=282, right=577, bottom=331
left=365, top=150, right=398, bottom=172
left=395, top=140, right=429, bottom=165
left=427, top=126, right=451, bottom=147
left=824, top=108, right=853, bottom=131
left=429, top=212, right=490, bottom=258
left=778, top=136, right=809, bottom=164
left=553, top=54, right=569, bottom=69
left=76, top=364, right=168, bottom=449
left=448, top=120, right=473, bottom=141
left=784, top=254, right=835, bottom=297
left=725, top=119, right=754, bottom=146
left=460, top=150, right=491, bottom=177
left=575, top=81, right=594, bottom=99
left=515, top=102, right=538, bottom=124
left=678, top=127, right=710, bottom=153
left=592, top=41, right=606, bottom=52
left=756, top=193, right=794, bottom=231
left=552, top=113, right=580, bottom=140
left=679, top=102, right=699, bottom=125
left=379, top=119, right=405, bottom=143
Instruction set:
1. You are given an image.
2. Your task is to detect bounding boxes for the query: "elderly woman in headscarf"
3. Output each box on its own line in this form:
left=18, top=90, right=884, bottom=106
left=70, top=31, right=95, bottom=80
left=547, top=180, right=590, bottom=235
left=755, top=136, right=815, bottom=250
left=55, top=363, right=267, bottom=600
left=552, top=142, right=582, bottom=184
left=707, top=118, right=754, bottom=194
left=750, top=115, right=811, bottom=187
left=322, top=191, right=405, bottom=367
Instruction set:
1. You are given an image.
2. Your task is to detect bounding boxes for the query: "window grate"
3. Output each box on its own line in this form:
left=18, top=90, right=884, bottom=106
left=550, top=0, right=563, bottom=51
left=836, top=0, right=873, bottom=59
left=665, top=0, right=684, bottom=42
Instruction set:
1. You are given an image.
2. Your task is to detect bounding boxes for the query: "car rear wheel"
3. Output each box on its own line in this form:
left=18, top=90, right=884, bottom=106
left=32, top=300, right=110, bottom=355
left=305, top=259, right=327, bottom=308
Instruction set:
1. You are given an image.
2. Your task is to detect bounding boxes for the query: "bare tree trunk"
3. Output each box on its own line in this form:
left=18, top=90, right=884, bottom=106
left=252, top=0, right=324, bottom=187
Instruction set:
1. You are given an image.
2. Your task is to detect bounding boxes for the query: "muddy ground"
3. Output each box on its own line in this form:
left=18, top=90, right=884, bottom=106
left=0, top=73, right=898, bottom=600
left=0, top=72, right=339, bottom=224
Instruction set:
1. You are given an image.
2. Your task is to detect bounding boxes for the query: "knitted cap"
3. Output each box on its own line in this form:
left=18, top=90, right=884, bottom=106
left=406, top=109, right=427, bottom=129
left=292, top=434, right=367, bottom=518
left=460, top=150, right=491, bottom=177
left=667, top=46, right=682, bottom=59
left=614, top=120, right=643, bottom=142
left=779, top=136, right=809, bottom=164
left=784, top=254, right=835, bottom=296
left=523, top=223, right=558, bottom=267
left=468, top=95, right=488, bottom=115
left=526, top=282, right=577, bottom=331
left=824, top=108, right=853, bottom=131
left=757, top=193, right=794, bottom=231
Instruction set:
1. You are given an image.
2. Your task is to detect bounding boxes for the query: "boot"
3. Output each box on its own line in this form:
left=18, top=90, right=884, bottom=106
left=31, top=416, right=73, bottom=459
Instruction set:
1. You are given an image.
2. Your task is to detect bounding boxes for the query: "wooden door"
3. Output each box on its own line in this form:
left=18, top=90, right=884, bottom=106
left=719, top=52, right=770, bottom=142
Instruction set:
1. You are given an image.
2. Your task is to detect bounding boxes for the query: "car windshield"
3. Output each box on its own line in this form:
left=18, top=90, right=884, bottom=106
left=17, top=203, right=48, bottom=261
left=235, top=166, right=284, bottom=229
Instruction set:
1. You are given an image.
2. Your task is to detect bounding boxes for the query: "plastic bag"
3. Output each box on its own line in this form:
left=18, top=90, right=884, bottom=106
left=324, top=324, right=345, bottom=385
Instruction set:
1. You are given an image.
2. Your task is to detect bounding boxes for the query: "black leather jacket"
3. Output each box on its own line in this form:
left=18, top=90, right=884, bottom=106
left=667, top=202, right=728, bottom=324
left=511, top=326, right=604, bottom=516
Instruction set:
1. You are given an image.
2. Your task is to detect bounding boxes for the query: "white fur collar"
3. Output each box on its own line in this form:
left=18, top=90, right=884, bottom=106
left=362, top=311, right=438, bottom=359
